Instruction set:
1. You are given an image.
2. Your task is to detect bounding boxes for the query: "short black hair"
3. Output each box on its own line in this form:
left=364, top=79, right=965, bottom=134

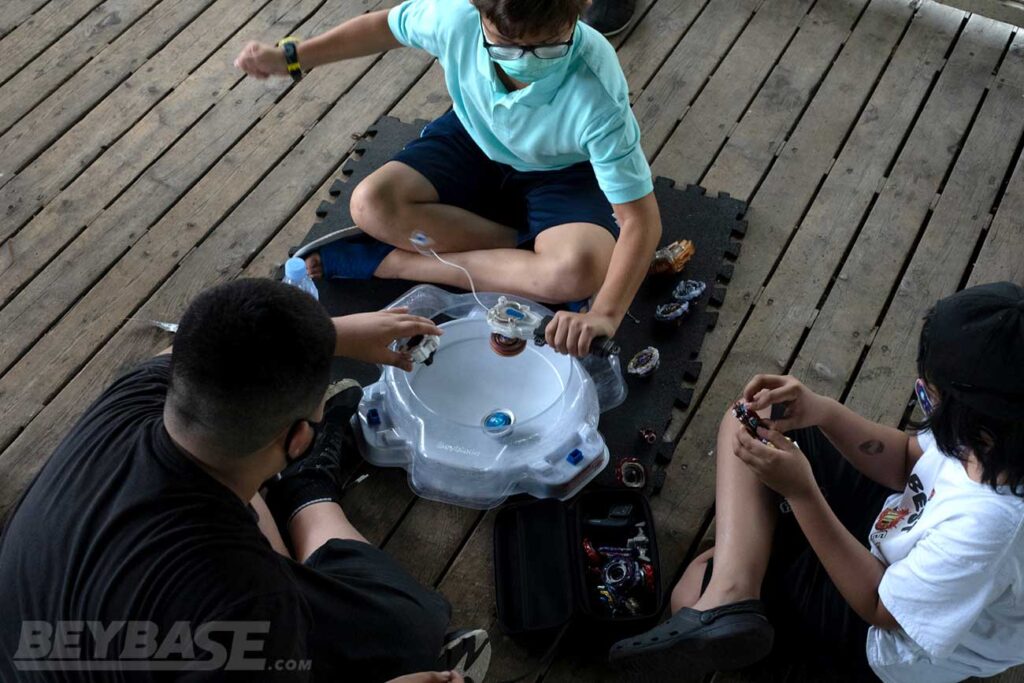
left=916, top=310, right=1024, bottom=496
left=168, top=279, right=336, bottom=456
left=472, top=0, right=587, bottom=39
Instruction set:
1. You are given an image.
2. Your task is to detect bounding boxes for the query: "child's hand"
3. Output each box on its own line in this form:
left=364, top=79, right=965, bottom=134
left=733, top=424, right=815, bottom=501
left=234, top=41, right=289, bottom=79
left=741, top=373, right=830, bottom=432
left=333, top=308, right=442, bottom=371
left=545, top=311, right=617, bottom=357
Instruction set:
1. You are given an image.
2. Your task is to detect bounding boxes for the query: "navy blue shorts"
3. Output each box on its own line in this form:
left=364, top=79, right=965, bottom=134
left=392, top=111, right=619, bottom=246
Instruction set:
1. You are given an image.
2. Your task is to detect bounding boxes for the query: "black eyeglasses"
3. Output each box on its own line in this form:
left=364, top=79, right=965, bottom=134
left=480, top=21, right=575, bottom=60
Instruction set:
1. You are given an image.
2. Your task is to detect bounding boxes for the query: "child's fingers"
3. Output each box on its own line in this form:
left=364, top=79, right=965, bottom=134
left=757, top=426, right=796, bottom=452
left=398, top=319, right=443, bottom=337
left=742, top=374, right=785, bottom=403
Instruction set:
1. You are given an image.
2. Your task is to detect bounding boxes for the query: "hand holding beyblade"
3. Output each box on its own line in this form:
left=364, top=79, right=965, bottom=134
left=336, top=308, right=442, bottom=371
left=732, top=418, right=814, bottom=501
left=739, top=373, right=830, bottom=433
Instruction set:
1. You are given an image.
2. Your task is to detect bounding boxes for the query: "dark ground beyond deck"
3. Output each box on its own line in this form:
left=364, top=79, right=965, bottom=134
left=1, top=0, right=1023, bottom=680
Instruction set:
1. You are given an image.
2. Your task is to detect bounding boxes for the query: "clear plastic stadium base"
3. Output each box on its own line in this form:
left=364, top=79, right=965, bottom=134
left=354, top=285, right=626, bottom=509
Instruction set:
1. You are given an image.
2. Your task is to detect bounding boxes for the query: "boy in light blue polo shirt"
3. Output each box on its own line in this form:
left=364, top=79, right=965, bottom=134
left=236, top=0, right=663, bottom=357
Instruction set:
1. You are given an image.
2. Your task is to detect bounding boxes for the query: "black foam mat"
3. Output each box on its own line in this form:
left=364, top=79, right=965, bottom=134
left=294, top=115, right=745, bottom=493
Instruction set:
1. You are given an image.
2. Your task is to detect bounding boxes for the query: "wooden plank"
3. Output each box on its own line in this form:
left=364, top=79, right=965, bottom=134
left=672, top=0, right=948, bottom=420
left=0, top=0, right=104, bottom=87
left=387, top=60, right=447, bottom=123
left=0, top=30, right=399, bottom=442
left=0, top=0, right=164, bottom=134
left=0, top=0, right=250, bottom=224
left=0, top=0, right=367, bottom=364
left=792, top=14, right=1012, bottom=400
left=0, top=0, right=289, bottom=304
left=649, top=0, right=817, bottom=183
left=845, top=32, right=1024, bottom=425
left=642, top=0, right=965, bottom=625
left=633, top=0, right=762, bottom=160
left=966, top=142, right=1024, bottom=287
left=617, top=0, right=710, bottom=95
left=700, top=0, right=875, bottom=197
left=0, top=0, right=216, bottom=180
left=937, top=0, right=1024, bottom=26
left=0, top=0, right=52, bottom=39
left=0, top=46, right=434, bottom=516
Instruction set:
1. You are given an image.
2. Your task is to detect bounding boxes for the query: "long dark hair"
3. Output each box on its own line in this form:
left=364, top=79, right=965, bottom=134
left=915, top=311, right=1024, bottom=496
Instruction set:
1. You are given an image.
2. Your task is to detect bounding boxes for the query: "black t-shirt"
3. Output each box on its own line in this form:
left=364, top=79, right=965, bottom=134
left=0, top=357, right=312, bottom=681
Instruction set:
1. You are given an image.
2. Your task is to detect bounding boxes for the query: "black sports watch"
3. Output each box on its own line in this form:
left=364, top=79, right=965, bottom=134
left=277, top=36, right=303, bottom=82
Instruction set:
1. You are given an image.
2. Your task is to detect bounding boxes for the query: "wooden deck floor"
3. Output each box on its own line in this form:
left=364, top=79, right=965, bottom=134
left=2, top=0, right=1023, bottom=680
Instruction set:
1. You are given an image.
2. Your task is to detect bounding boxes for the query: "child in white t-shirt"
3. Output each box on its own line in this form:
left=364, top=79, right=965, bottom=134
left=610, top=281, right=1024, bottom=682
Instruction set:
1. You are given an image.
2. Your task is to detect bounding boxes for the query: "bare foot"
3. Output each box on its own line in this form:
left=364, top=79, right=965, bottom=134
left=305, top=252, right=323, bottom=280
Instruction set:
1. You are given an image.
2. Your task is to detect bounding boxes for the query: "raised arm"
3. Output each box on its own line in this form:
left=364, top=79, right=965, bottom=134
left=235, top=9, right=401, bottom=79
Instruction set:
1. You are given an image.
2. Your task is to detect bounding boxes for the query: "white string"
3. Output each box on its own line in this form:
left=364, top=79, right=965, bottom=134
left=411, top=235, right=488, bottom=312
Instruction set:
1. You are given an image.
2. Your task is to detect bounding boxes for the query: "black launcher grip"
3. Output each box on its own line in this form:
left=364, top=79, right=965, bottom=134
left=535, top=315, right=620, bottom=358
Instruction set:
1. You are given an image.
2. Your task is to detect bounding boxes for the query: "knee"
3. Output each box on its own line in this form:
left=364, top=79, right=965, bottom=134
left=351, top=178, right=403, bottom=238
left=719, top=403, right=743, bottom=438
left=540, top=249, right=606, bottom=303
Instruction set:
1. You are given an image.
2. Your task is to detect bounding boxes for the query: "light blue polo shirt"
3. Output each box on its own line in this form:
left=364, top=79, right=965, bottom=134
left=387, top=0, right=653, bottom=205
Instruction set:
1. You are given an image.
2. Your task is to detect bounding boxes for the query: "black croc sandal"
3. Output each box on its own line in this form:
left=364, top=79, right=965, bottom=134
left=608, top=600, right=774, bottom=679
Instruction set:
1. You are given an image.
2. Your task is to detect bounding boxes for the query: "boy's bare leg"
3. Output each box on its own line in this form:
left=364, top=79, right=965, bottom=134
left=289, top=501, right=368, bottom=563
left=377, top=222, right=616, bottom=304
left=353, top=162, right=520, bottom=252
left=670, top=407, right=778, bottom=613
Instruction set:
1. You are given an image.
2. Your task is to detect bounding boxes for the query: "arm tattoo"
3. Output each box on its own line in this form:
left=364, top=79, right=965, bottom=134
left=859, top=439, right=885, bottom=455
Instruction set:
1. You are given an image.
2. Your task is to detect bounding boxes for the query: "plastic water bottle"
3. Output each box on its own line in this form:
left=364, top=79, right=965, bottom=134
left=282, top=257, right=319, bottom=301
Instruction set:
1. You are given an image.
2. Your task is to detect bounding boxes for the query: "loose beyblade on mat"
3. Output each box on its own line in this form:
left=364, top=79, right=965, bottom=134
left=654, top=301, right=689, bottom=322
left=672, top=279, right=707, bottom=303
left=626, top=346, right=660, bottom=378
left=649, top=239, right=696, bottom=276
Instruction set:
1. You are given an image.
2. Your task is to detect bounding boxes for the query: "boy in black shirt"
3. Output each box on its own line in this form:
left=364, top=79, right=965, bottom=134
left=0, top=279, right=488, bottom=682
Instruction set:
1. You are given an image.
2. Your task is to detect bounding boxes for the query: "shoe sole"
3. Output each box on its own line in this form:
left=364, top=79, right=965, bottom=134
left=611, top=615, right=773, bottom=680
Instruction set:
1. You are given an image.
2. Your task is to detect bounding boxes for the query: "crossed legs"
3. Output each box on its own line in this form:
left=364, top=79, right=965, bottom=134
left=312, top=161, right=616, bottom=304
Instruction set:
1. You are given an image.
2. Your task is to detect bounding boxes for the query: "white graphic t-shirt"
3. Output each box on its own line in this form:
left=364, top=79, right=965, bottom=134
left=866, top=430, right=1024, bottom=683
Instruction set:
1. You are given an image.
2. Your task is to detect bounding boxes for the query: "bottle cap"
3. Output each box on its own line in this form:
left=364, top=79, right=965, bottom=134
left=284, top=257, right=307, bottom=281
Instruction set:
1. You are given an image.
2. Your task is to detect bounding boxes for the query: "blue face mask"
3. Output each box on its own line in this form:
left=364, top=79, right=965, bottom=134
left=494, top=52, right=569, bottom=83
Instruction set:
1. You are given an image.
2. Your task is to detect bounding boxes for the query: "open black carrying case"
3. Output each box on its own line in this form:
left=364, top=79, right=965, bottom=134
left=493, top=489, right=662, bottom=646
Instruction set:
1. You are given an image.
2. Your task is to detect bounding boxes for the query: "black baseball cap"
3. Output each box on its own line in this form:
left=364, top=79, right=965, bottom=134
left=920, top=281, right=1024, bottom=420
